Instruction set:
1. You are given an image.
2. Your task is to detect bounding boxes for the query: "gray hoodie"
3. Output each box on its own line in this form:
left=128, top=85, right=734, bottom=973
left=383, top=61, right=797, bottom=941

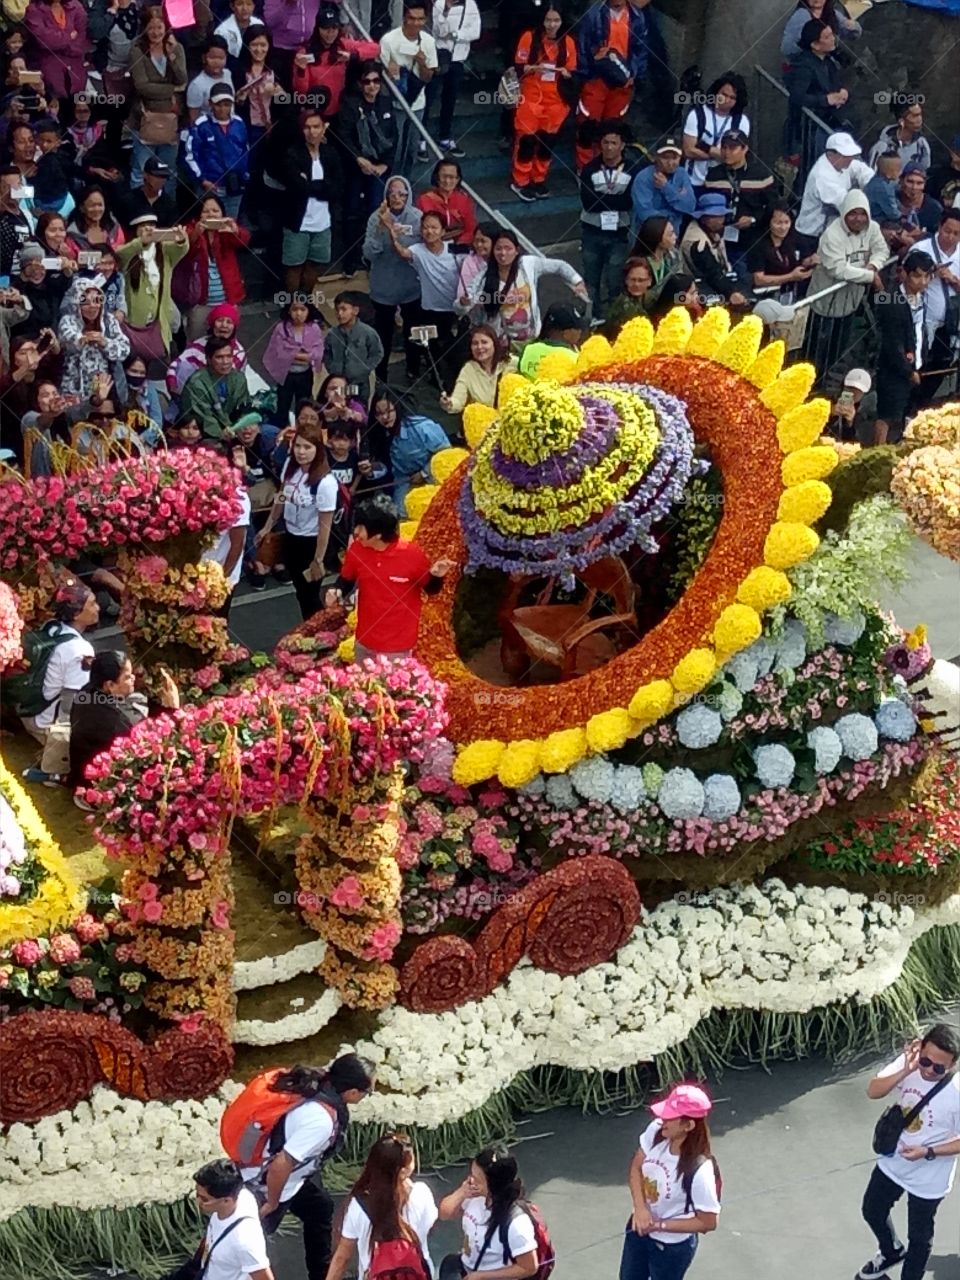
left=363, top=175, right=423, bottom=307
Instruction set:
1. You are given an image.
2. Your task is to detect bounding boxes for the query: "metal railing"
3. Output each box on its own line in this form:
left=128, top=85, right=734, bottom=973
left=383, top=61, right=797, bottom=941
left=754, top=63, right=833, bottom=188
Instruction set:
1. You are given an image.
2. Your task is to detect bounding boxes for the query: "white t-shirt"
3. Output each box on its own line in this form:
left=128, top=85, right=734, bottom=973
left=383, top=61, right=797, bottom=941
left=637, top=1120, right=721, bottom=1244
left=341, top=1181, right=438, bottom=1278
left=203, top=1188, right=270, bottom=1280
left=35, top=625, right=95, bottom=729
left=302, top=156, right=331, bottom=234
left=876, top=1055, right=960, bottom=1199
left=379, top=29, right=438, bottom=113
left=915, top=233, right=960, bottom=338
left=409, top=242, right=460, bottom=312
left=683, top=106, right=751, bottom=187
left=203, top=487, right=251, bottom=589
left=795, top=154, right=875, bottom=238
left=460, top=1197, right=537, bottom=1272
left=240, top=1099, right=337, bottom=1202
left=214, top=14, right=264, bottom=58
left=282, top=470, right=338, bottom=537
left=187, top=68, right=235, bottom=114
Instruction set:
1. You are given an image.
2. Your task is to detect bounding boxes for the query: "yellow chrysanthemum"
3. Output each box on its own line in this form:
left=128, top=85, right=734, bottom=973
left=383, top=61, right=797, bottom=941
left=497, top=372, right=529, bottom=407
left=671, top=648, right=717, bottom=695
left=764, top=521, right=820, bottom=570
left=653, top=306, right=693, bottom=355
left=430, top=447, right=470, bottom=485
left=533, top=351, right=578, bottom=384
left=777, top=479, right=833, bottom=525
left=776, top=399, right=831, bottom=453
left=744, top=339, right=785, bottom=389
left=404, top=485, right=440, bottom=521
left=628, top=678, right=675, bottom=723
left=338, top=636, right=356, bottom=662
left=612, top=315, right=654, bottom=362
left=736, top=566, right=792, bottom=611
left=713, top=603, right=762, bottom=655
left=452, top=739, right=507, bottom=785
left=906, top=623, right=928, bottom=651
left=463, top=403, right=498, bottom=450
left=759, top=363, right=816, bottom=418
left=498, top=382, right=584, bottom=465
left=684, top=307, right=730, bottom=359
left=585, top=707, right=633, bottom=753
left=540, top=726, right=587, bottom=773
left=715, top=316, right=763, bottom=374
left=781, top=445, right=839, bottom=486
left=576, top=334, right=614, bottom=374
left=496, top=739, right=542, bottom=788
left=398, top=521, right=419, bottom=541
left=346, top=608, right=358, bottom=631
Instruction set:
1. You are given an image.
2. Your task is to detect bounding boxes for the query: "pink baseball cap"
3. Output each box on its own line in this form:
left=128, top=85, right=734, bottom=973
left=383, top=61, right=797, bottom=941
left=650, top=1084, right=713, bottom=1120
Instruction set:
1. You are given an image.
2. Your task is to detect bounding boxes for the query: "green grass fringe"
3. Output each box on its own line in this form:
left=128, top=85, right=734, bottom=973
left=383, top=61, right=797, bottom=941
left=2, top=924, right=958, bottom=1280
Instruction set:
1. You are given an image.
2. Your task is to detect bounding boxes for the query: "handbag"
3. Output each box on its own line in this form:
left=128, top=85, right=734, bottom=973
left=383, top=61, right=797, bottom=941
left=171, top=251, right=203, bottom=310
left=595, top=50, right=631, bottom=87
left=496, top=67, right=520, bottom=108
left=120, top=317, right=167, bottom=363
left=140, top=104, right=180, bottom=146
left=872, top=1070, right=954, bottom=1157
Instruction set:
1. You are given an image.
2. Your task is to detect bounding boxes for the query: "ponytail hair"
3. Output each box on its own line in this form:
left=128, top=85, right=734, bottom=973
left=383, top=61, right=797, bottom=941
left=272, top=1053, right=376, bottom=1099
left=475, top=1147, right=523, bottom=1238
left=345, top=1132, right=415, bottom=1244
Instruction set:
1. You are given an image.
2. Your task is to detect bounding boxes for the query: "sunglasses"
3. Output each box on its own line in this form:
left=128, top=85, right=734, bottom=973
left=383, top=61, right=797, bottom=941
left=89, top=411, right=114, bottom=421
left=362, top=76, right=381, bottom=84
left=919, top=1056, right=949, bottom=1076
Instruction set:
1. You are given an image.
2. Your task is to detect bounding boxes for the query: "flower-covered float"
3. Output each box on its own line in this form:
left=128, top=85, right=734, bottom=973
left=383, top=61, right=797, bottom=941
left=2, top=311, right=960, bottom=1278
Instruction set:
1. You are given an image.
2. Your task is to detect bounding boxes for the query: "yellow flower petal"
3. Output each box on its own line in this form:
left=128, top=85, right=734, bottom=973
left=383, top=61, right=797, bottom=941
left=671, top=648, right=717, bottom=695
left=337, top=636, right=356, bottom=662
left=736, top=566, right=792, bottom=611
left=585, top=707, right=633, bottom=753
left=777, top=479, right=833, bottom=525
left=404, top=485, right=441, bottom=521
left=540, top=727, right=587, bottom=773
left=430, top=447, right=470, bottom=485
left=759, top=363, right=817, bottom=418
left=781, top=445, right=839, bottom=486
left=776, top=398, right=831, bottom=453
left=398, top=521, right=419, bottom=541
left=612, top=315, right=655, bottom=362
left=497, top=372, right=528, bottom=408
left=713, top=603, right=762, bottom=655
left=628, top=678, right=675, bottom=724
left=463, top=403, right=498, bottom=450
left=496, top=739, right=542, bottom=788
left=684, top=307, right=730, bottom=359
left=714, top=315, right=763, bottom=373
left=453, top=739, right=507, bottom=786
left=763, top=521, right=820, bottom=569
left=576, top=334, right=614, bottom=373
left=533, top=351, right=578, bottom=384
left=653, top=306, right=694, bottom=355
left=744, top=339, right=785, bottom=389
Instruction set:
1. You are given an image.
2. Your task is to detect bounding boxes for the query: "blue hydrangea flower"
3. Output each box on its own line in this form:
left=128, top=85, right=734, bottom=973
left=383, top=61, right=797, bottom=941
left=754, top=743, right=796, bottom=788
left=520, top=774, right=546, bottom=796
left=702, top=774, right=741, bottom=820
left=774, top=618, right=807, bottom=672
left=657, top=768, right=705, bottom=819
left=807, top=726, right=843, bottom=774
left=716, top=682, right=744, bottom=722
left=725, top=649, right=760, bottom=694
left=835, top=713, right=879, bottom=761
left=752, top=637, right=777, bottom=678
left=545, top=774, right=577, bottom=810
left=823, top=609, right=866, bottom=647
left=641, top=762, right=664, bottom=798
left=875, top=699, right=917, bottom=742
left=676, top=702, right=723, bottom=749
left=610, top=765, right=646, bottom=813
left=570, top=757, right=616, bottom=804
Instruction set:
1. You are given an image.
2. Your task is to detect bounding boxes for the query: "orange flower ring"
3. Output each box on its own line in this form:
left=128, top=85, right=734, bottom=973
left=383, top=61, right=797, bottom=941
left=414, top=355, right=783, bottom=743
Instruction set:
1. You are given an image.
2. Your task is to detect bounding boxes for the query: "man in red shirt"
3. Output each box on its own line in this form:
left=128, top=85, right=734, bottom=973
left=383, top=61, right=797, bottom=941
left=325, top=495, right=454, bottom=660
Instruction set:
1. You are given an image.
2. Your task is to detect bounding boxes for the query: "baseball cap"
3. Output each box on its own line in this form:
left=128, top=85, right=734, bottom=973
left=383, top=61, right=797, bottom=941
left=843, top=367, right=872, bottom=393
left=0, top=447, right=15, bottom=462
left=129, top=212, right=159, bottom=226
left=826, top=132, right=862, bottom=157
left=720, top=129, right=749, bottom=148
left=316, top=2, right=340, bottom=25
left=232, top=411, right=263, bottom=432
left=696, top=193, right=732, bottom=218
left=656, top=137, right=683, bottom=155
left=209, top=82, right=234, bottom=103
left=902, top=162, right=926, bottom=179
left=144, top=156, right=172, bottom=177
left=650, top=1084, right=713, bottom=1121
left=542, top=303, right=585, bottom=331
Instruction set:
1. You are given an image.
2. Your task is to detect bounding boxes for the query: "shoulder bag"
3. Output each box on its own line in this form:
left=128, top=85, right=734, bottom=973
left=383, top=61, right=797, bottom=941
left=140, top=96, right=180, bottom=146
left=872, top=1070, right=955, bottom=1157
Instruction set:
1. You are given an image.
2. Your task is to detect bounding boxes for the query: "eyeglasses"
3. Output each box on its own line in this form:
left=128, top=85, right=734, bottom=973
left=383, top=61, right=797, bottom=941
left=362, top=76, right=380, bottom=85
left=919, top=1056, right=949, bottom=1076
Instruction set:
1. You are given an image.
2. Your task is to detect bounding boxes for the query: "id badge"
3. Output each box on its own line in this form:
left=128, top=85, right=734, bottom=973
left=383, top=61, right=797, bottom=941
left=600, top=210, right=619, bottom=232
left=723, top=224, right=739, bottom=243
left=541, top=63, right=556, bottom=82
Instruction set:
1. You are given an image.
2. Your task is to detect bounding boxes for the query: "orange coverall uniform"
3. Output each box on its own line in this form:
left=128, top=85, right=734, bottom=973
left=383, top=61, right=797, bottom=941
left=575, top=5, right=632, bottom=171
left=511, top=30, right=578, bottom=190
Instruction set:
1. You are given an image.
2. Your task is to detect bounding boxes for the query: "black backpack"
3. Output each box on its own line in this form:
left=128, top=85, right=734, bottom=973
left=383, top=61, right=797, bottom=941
left=3, top=621, right=77, bottom=718
left=682, top=1155, right=722, bottom=1215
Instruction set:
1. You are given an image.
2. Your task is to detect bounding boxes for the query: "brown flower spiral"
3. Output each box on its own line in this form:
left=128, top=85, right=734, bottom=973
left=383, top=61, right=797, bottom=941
left=145, top=1022, right=234, bottom=1099
left=527, top=856, right=640, bottom=975
left=0, top=1011, right=104, bottom=1123
left=399, top=936, right=481, bottom=1012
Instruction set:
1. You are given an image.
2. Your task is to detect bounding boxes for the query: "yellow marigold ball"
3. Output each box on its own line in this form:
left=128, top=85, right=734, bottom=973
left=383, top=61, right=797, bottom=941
left=585, top=707, right=633, bottom=753
left=736, top=566, right=792, bottom=611
left=777, top=479, right=833, bottom=525
left=398, top=521, right=419, bottom=541
left=498, top=372, right=529, bottom=407
left=713, top=603, right=762, bottom=655
left=759, top=363, right=816, bottom=418
left=452, top=739, right=507, bottom=786
left=764, top=521, right=820, bottom=569
left=781, top=445, right=839, bottom=486
left=338, top=636, right=356, bottom=662
left=533, top=351, right=578, bottom=384
left=496, top=739, right=542, bottom=788
left=628, top=678, right=675, bottom=724
left=404, top=485, right=440, bottom=521
left=653, top=307, right=693, bottom=355
left=576, top=334, right=614, bottom=373
left=744, top=339, right=785, bottom=389
left=671, top=648, right=717, bottom=695
left=540, top=726, right=587, bottom=773
left=430, top=447, right=470, bottom=485
left=463, top=403, right=498, bottom=450
left=684, top=307, right=730, bottom=359
left=776, top=399, right=831, bottom=453
left=612, top=315, right=654, bottom=361
left=715, top=315, right=763, bottom=374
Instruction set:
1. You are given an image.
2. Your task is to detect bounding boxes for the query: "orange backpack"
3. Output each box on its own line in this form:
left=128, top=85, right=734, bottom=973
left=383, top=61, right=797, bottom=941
left=221, top=1068, right=317, bottom=1168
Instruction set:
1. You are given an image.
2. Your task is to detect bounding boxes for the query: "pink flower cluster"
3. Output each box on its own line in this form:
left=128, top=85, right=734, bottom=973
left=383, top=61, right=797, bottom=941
left=0, top=451, right=243, bottom=573
left=0, top=581, right=23, bottom=673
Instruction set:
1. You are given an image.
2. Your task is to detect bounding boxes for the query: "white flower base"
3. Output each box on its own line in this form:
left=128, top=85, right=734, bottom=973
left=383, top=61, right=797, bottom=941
left=231, top=939, right=328, bottom=992
left=232, top=987, right=341, bottom=1046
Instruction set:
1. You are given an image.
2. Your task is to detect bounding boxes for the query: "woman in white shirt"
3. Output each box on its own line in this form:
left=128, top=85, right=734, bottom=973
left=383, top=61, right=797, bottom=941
left=623, top=1084, right=721, bottom=1280
left=438, top=1147, right=538, bottom=1279
left=326, top=1132, right=437, bottom=1280
left=682, top=73, right=750, bottom=192
left=467, top=228, right=588, bottom=346
left=255, top=420, right=336, bottom=619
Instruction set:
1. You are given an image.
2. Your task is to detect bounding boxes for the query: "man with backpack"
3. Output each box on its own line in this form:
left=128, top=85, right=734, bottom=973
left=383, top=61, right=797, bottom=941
left=165, top=1159, right=274, bottom=1280
left=220, top=1055, right=375, bottom=1280
left=14, top=581, right=99, bottom=786
left=859, top=1024, right=960, bottom=1280
left=574, top=0, right=648, bottom=171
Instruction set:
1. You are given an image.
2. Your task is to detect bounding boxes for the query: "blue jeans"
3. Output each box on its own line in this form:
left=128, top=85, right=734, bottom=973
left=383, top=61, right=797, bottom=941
left=620, top=1228, right=697, bottom=1280
left=130, top=135, right=178, bottom=191
left=581, top=223, right=629, bottom=320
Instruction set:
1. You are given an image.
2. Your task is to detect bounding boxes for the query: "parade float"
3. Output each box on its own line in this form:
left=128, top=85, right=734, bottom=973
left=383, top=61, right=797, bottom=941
left=1, top=310, right=959, bottom=1278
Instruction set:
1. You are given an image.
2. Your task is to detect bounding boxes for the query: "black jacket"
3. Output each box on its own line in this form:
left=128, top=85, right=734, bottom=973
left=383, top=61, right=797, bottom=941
left=786, top=50, right=846, bottom=128
left=579, top=153, right=641, bottom=233
left=876, top=287, right=928, bottom=381
left=279, top=140, right=343, bottom=233
left=703, top=157, right=776, bottom=254
left=339, top=93, right=400, bottom=167
left=68, top=692, right=138, bottom=791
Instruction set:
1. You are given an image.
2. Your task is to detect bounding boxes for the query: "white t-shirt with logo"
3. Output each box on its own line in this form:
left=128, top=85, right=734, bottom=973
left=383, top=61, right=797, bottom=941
left=460, top=1197, right=537, bottom=1272
left=202, top=1187, right=270, bottom=1280
left=340, top=1180, right=438, bottom=1278
left=876, top=1055, right=960, bottom=1199
left=683, top=106, right=751, bottom=187
left=637, top=1120, right=721, bottom=1244
left=379, top=29, right=438, bottom=113
left=202, top=486, right=251, bottom=588
left=240, top=1099, right=336, bottom=1202
left=35, top=624, right=95, bottom=729
left=302, top=155, right=332, bottom=234
left=282, top=470, right=338, bottom=537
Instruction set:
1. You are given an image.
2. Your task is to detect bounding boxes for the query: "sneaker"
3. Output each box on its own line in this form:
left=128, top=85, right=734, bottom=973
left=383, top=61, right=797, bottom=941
left=273, top=566, right=291, bottom=584
left=533, top=183, right=550, bottom=199
left=249, top=571, right=267, bottom=591
left=22, top=766, right=51, bottom=784
left=43, top=773, right=65, bottom=788
left=858, top=1248, right=906, bottom=1279
left=510, top=182, right=536, bottom=203
left=417, top=140, right=428, bottom=159
left=441, top=140, right=466, bottom=158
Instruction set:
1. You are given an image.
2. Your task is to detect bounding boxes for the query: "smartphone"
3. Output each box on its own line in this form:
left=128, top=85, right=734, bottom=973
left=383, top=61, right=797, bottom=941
left=41, top=257, right=62, bottom=270
left=78, top=250, right=101, bottom=268
left=410, top=325, right=439, bottom=343
left=836, top=389, right=855, bottom=411
left=36, top=331, right=52, bottom=352
left=302, top=53, right=316, bottom=64
left=153, top=228, right=181, bottom=243
left=204, top=217, right=231, bottom=230
left=17, top=70, right=43, bottom=86
left=11, top=185, right=34, bottom=200
left=346, top=383, right=360, bottom=398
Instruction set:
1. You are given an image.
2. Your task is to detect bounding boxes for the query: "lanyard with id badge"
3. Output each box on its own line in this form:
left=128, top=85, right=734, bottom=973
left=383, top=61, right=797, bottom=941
left=600, top=167, right=622, bottom=231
